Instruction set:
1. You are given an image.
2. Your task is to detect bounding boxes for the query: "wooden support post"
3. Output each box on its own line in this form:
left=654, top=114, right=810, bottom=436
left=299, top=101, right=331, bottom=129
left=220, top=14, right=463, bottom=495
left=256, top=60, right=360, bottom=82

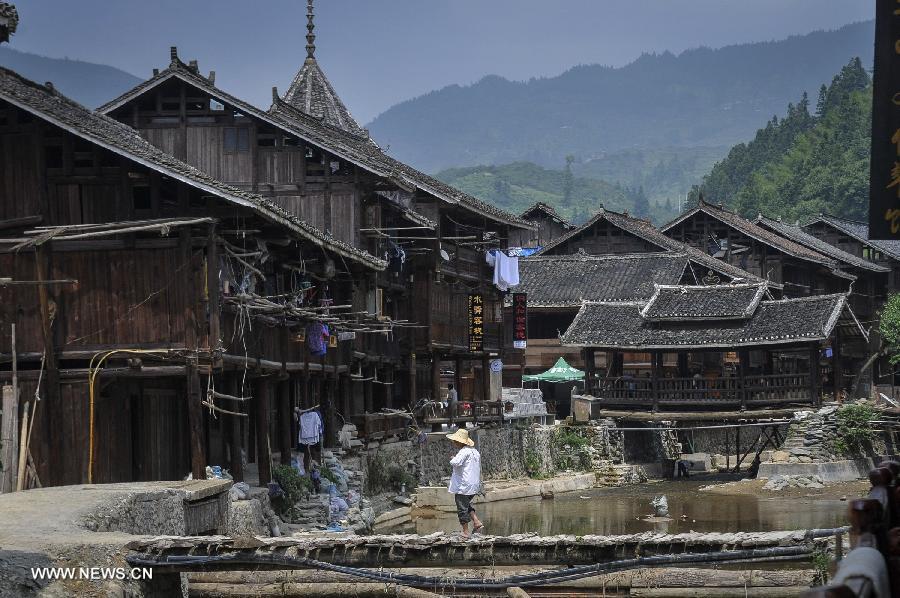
left=34, top=244, right=60, bottom=417
left=584, top=348, right=596, bottom=395
left=0, top=384, right=17, bottom=493
left=651, top=352, right=660, bottom=412
left=227, top=374, right=243, bottom=482
left=809, top=343, right=821, bottom=407
left=206, top=224, right=221, bottom=358
left=482, top=355, right=491, bottom=404
left=186, top=358, right=206, bottom=480
left=254, top=378, right=272, bottom=486
left=409, top=352, right=417, bottom=408
left=340, top=374, right=351, bottom=421
left=384, top=365, right=394, bottom=409
left=431, top=354, right=441, bottom=432
left=738, top=349, right=749, bottom=411
left=278, top=380, right=292, bottom=467
left=364, top=367, right=374, bottom=414
left=452, top=356, right=462, bottom=425
left=833, top=328, right=843, bottom=401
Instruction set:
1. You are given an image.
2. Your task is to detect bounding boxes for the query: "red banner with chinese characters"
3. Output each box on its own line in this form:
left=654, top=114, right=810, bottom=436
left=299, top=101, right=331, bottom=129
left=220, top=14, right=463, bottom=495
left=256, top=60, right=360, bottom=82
left=468, top=293, right=484, bottom=352
left=869, top=0, right=900, bottom=238
left=512, top=292, right=527, bottom=349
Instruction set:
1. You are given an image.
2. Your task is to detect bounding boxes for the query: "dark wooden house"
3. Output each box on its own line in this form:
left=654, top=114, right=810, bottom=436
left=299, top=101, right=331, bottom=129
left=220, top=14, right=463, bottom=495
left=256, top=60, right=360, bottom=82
left=561, top=286, right=864, bottom=411
left=511, top=202, right=575, bottom=248
left=98, top=8, right=535, bottom=427
left=0, top=65, right=390, bottom=487
left=662, top=200, right=854, bottom=296
left=537, top=207, right=764, bottom=285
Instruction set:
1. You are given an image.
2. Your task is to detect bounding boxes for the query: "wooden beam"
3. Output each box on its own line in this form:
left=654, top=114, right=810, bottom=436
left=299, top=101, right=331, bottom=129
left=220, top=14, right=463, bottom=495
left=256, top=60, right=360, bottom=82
left=207, top=224, right=221, bottom=358
left=809, top=344, right=821, bottom=407
left=227, top=374, right=244, bottom=482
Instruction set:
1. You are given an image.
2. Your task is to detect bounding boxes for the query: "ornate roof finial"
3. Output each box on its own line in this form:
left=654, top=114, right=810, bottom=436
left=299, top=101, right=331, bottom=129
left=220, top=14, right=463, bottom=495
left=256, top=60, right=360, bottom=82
left=306, top=0, right=316, bottom=61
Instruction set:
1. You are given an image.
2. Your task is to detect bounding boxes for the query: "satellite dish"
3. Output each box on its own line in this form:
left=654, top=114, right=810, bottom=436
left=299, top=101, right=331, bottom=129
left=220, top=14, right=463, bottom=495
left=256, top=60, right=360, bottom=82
left=440, top=249, right=451, bottom=262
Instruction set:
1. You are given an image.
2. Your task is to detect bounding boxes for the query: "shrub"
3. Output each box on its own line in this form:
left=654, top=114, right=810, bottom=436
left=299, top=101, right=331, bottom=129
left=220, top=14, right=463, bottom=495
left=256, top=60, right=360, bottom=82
left=271, top=464, right=311, bottom=519
left=832, top=404, right=877, bottom=456
left=365, top=452, right=416, bottom=494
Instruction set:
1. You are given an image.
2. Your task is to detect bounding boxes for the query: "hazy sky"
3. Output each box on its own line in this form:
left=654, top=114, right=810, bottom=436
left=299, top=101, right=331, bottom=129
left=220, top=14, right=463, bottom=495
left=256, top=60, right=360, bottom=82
left=10, top=1, right=874, bottom=124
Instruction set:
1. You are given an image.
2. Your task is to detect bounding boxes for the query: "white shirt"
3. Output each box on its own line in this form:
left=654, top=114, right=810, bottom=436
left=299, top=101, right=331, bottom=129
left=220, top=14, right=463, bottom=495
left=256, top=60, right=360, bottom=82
left=448, top=446, right=481, bottom=495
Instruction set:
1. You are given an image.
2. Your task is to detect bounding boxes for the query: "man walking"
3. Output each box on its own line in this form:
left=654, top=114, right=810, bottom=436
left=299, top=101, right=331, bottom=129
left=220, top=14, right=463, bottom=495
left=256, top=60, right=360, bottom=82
left=446, top=428, right=484, bottom=537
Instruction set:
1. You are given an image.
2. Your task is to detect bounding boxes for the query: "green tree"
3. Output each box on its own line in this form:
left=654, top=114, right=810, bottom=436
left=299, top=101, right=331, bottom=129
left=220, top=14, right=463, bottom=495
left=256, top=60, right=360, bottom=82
left=851, top=294, right=900, bottom=396
left=633, top=185, right=650, bottom=218
left=563, top=155, right=575, bottom=206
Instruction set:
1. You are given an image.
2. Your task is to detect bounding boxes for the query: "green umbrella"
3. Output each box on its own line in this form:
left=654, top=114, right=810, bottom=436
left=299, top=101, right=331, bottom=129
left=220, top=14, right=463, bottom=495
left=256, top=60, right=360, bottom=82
left=522, top=357, right=584, bottom=383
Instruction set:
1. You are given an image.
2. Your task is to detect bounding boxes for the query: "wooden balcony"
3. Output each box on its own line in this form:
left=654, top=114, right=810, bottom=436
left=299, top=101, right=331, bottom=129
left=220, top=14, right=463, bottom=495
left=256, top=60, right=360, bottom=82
left=588, top=373, right=814, bottom=409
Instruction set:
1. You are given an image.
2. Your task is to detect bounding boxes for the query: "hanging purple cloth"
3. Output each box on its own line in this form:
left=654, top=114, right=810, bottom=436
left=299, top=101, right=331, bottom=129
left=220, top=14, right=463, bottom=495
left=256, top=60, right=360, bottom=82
left=306, top=322, right=329, bottom=356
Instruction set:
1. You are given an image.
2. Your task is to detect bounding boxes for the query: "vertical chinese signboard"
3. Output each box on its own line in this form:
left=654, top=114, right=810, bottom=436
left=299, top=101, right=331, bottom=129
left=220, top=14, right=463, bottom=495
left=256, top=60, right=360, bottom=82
left=512, top=293, right=527, bottom=349
left=468, top=293, right=484, bottom=352
left=869, top=0, right=900, bottom=239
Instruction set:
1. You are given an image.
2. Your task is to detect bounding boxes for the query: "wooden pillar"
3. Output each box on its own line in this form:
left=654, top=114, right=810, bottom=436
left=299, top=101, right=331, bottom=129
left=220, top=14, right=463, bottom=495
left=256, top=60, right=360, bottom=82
left=833, top=328, right=843, bottom=401
left=809, top=344, right=822, bottom=407
left=651, top=352, right=660, bottom=413
left=409, top=352, right=417, bottom=408
left=364, top=365, right=374, bottom=414
left=206, top=224, right=221, bottom=357
left=340, top=373, right=351, bottom=420
left=323, top=349, right=339, bottom=447
left=227, top=374, right=243, bottom=482
left=34, top=244, right=60, bottom=420
left=482, top=355, right=492, bottom=402
left=738, top=349, right=749, bottom=411
left=185, top=358, right=206, bottom=480
left=384, top=365, right=394, bottom=409
left=254, top=378, right=272, bottom=486
left=583, top=348, right=596, bottom=395
left=431, top=354, right=441, bottom=432
left=278, top=380, right=292, bottom=467
left=677, top=353, right=689, bottom=377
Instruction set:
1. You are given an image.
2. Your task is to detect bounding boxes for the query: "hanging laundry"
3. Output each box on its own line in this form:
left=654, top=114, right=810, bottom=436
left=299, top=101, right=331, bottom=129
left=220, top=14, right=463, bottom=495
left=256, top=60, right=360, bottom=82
left=486, top=249, right=519, bottom=291
left=306, top=321, right=329, bottom=357
left=385, top=240, right=405, bottom=273
left=298, top=410, right=323, bottom=445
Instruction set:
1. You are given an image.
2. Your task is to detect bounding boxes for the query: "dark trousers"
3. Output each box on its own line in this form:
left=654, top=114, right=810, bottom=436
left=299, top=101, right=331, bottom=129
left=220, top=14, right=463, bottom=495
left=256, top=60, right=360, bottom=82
left=454, top=493, right=476, bottom=524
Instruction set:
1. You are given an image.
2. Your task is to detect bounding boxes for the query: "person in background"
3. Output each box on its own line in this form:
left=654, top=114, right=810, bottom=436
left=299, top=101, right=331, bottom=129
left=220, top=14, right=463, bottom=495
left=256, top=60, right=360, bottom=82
left=447, top=383, right=459, bottom=418
left=446, top=428, right=484, bottom=537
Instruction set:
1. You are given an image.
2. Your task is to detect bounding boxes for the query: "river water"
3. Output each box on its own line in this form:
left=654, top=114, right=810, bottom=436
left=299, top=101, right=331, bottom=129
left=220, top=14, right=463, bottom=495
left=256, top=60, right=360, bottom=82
left=386, top=480, right=849, bottom=536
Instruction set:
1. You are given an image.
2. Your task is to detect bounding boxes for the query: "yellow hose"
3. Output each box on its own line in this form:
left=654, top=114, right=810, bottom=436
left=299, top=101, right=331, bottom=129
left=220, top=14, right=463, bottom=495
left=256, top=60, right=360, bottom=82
left=87, top=349, right=174, bottom=483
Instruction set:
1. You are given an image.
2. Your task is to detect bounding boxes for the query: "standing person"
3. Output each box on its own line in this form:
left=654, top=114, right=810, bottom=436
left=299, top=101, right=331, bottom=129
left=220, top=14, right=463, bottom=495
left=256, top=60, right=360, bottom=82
left=445, top=428, right=484, bottom=537
left=447, top=383, right=459, bottom=419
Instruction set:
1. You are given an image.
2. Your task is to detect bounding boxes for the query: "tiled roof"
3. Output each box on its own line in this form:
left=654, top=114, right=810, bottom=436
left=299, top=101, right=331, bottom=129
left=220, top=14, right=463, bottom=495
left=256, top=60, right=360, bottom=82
left=561, top=294, right=848, bottom=349
left=510, top=252, right=688, bottom=308
left=282, top=58, right=366, bottom=137
left=804, top=214, right=900, bottom=262
left=536, top=208, right=766, bottom=284
left=640, top=283, right=767, bottom=321
left=755, top=216, right=888, bottom=273
left=663, top=201, right=836, bottom=266
left=521, top=202, right=573, bottom=227
left=0, top=66, right=386, bottom=270
left=99, top=52, right=533, bottom=229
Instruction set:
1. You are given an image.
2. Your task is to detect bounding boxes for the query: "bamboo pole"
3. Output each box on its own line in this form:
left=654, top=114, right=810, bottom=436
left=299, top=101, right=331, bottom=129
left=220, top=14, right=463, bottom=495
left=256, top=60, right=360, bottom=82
left=15, top=402, right=29, bottom=491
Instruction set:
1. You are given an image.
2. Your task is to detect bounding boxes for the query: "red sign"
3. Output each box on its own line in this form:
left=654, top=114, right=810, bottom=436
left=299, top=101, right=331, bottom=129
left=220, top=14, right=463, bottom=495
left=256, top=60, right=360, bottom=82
left=512, top=292, right=527, bottom=349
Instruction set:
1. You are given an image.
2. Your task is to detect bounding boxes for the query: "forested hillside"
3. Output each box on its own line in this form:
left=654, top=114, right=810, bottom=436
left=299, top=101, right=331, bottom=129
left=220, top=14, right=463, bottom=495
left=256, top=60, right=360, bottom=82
left=435, top=162, right=658, bottom=225
left=689, top=58, right=872, bottom=222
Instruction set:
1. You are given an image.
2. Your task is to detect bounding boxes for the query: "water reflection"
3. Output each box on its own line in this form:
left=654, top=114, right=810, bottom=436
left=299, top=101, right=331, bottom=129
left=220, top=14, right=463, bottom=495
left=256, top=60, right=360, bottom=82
left=387, top=481, right=848, bottom=536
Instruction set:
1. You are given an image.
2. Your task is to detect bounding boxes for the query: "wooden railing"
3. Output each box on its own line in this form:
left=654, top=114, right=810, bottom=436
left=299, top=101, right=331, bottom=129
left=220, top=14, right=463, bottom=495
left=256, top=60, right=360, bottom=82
left=590, top=373, right=814, bottom=408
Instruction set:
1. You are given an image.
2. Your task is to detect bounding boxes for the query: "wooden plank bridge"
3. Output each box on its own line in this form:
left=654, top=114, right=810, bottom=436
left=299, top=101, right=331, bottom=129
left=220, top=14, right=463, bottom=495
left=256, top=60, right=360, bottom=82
left=127, top=529, right=841, bottom=571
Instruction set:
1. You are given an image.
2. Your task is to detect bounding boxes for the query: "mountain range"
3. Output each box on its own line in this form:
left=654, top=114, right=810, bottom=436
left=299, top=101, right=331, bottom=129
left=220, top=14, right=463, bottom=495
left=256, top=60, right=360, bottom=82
left=0, top=47, right=142, bottom=108
left=368, top=21, right=875, bottom=175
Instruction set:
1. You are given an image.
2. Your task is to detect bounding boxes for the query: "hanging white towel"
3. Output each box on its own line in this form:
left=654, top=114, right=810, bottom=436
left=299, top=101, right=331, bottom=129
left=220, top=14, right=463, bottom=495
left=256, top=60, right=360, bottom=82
left=492, top=251, right=519, bottom=291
